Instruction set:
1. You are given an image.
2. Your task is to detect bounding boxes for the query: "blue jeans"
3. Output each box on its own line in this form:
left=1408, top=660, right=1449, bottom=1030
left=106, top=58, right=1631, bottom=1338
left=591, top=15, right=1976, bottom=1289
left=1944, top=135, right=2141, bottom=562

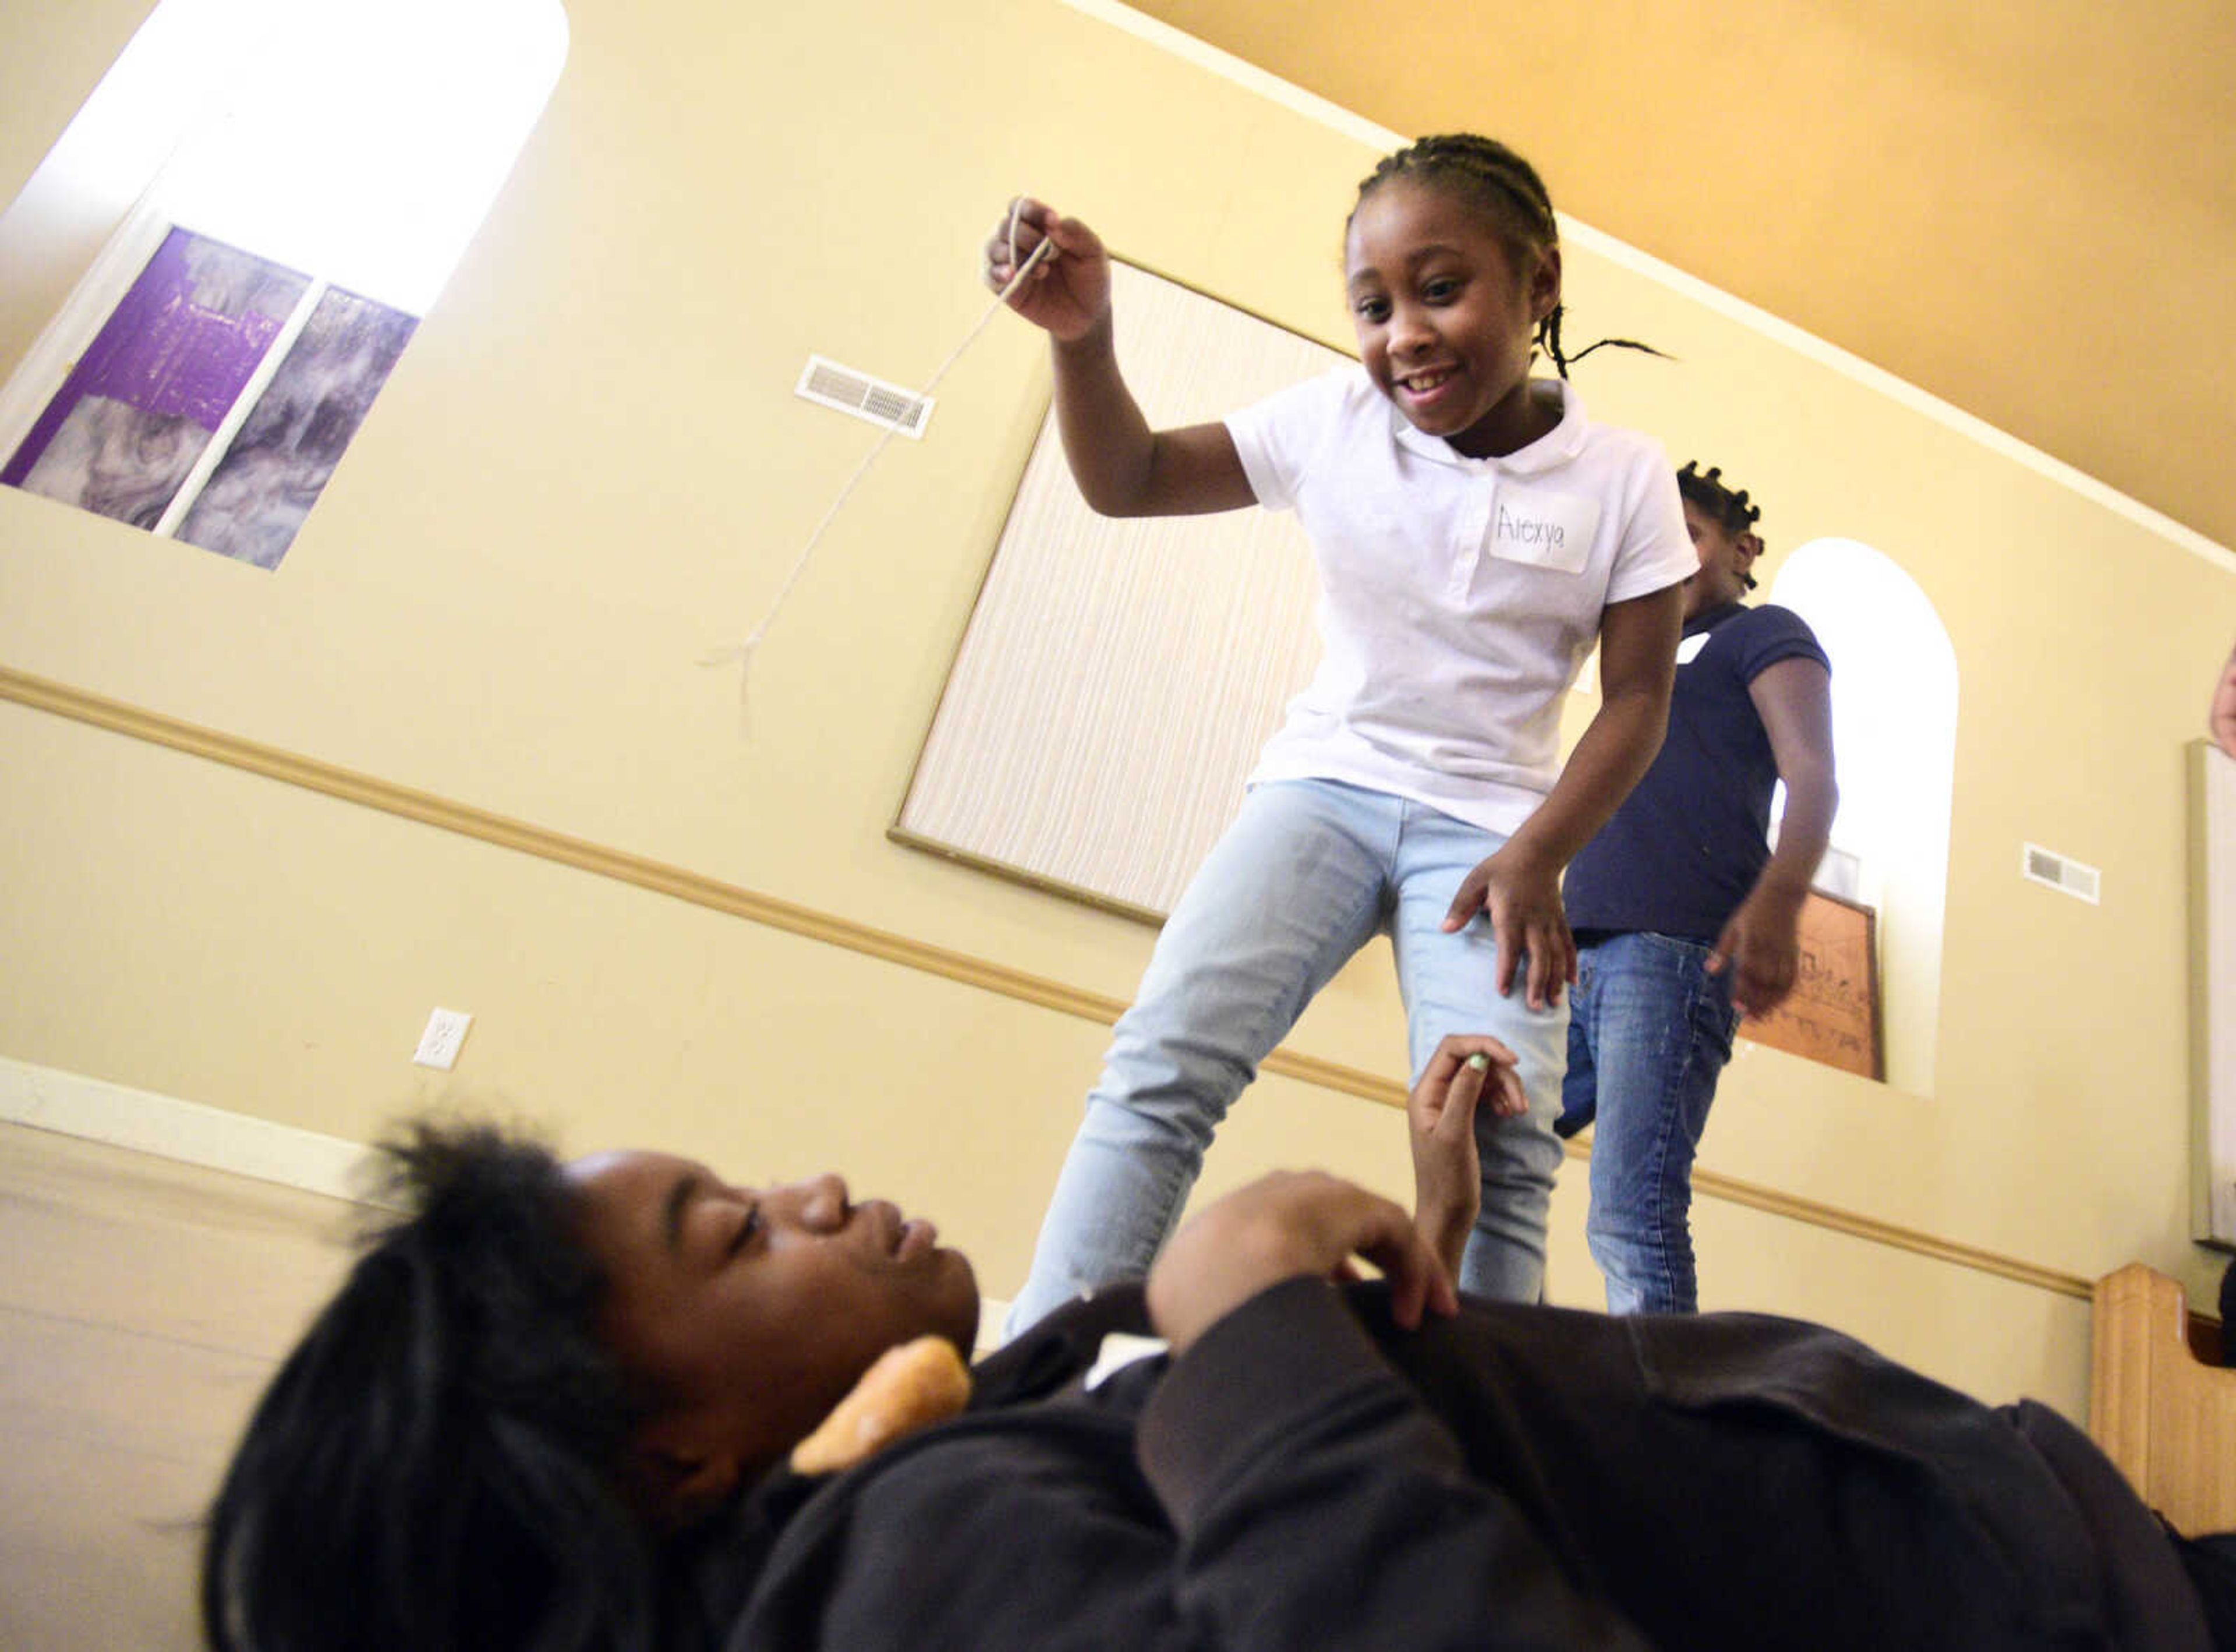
left=1559, top=931, right=1742, bottom=1314
left=1006, top=779, right=1569, bottom=1333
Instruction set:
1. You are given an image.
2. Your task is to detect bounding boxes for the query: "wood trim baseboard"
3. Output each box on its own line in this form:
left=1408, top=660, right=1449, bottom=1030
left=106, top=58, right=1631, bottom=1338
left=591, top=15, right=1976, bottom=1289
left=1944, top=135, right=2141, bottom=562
left=0, top=663, right=2093, bottom=1301
left=0, top=1055, right=370, bottom=1200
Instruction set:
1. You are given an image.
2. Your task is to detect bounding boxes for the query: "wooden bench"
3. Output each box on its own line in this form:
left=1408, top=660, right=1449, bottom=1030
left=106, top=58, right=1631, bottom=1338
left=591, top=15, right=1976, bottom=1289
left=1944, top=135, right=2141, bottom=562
left=2090, top=1262, right=2235, bottom=1533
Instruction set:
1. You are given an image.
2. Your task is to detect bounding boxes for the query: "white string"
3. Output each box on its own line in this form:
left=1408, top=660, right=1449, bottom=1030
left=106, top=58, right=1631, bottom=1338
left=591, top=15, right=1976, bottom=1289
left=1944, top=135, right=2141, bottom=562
left=703, top=204, right=1054, bottom=724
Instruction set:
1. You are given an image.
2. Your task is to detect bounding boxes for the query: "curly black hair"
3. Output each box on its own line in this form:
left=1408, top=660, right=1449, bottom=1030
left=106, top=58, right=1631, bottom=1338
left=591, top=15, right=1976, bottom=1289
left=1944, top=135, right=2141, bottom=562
left=201, top=1122, right=660, bottom=1652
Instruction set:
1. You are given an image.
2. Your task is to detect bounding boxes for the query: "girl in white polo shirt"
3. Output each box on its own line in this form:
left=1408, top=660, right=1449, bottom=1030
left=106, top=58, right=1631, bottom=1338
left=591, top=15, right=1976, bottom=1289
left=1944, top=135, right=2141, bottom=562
left=986, top=134, right=1696, bottom=1332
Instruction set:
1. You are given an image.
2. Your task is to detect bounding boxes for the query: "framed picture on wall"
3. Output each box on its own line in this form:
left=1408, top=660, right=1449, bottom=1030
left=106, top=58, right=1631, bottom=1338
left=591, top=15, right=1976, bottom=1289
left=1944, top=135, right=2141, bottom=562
left=1741, top=889, right=1884, bottom=1080
left=890, top=259, right=1345, bottom=922
left=0, top=221, right=416, bottom=571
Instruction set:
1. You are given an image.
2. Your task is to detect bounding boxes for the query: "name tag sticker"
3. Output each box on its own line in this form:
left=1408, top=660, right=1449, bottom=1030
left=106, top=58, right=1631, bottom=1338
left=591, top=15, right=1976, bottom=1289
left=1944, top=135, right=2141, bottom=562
left=1484, top=483, right=1598, bottom=574
left=1676, top=632, right=1710, bottom=664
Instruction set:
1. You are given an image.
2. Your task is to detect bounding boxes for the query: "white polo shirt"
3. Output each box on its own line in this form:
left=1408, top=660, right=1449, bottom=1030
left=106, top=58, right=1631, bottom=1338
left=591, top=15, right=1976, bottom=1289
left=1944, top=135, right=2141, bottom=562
left=1225, top=367, right=1694, bottom=837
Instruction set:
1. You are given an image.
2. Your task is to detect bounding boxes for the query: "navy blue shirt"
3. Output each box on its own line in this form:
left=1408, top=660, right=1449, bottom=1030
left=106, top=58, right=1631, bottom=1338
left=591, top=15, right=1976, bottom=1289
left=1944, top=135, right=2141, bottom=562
left=1564, top=601, right=1829, bottom=942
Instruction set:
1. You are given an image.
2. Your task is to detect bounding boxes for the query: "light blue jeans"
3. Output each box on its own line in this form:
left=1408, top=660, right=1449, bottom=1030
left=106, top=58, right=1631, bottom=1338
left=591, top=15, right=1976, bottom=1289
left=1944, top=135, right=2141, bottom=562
left=1559, top=931, right=1743, bottom=1314
left=1006, top=778, right=1569, bottom=1333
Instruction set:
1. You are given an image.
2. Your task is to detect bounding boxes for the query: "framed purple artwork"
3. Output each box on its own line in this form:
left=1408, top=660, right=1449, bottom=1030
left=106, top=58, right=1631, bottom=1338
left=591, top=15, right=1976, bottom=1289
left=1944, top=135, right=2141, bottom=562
left=3, top=226, right=414, bottom=569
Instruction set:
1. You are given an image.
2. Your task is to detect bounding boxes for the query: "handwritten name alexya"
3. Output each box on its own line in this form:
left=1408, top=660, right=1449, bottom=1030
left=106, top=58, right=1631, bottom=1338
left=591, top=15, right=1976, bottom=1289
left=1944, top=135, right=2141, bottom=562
left=1493, top=501, right=1565, bottom=552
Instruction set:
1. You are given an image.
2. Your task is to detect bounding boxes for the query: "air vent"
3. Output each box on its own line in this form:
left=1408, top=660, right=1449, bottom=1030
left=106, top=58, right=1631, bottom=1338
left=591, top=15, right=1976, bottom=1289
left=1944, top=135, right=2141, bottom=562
left=2021, top=841, right=2100, bottom=904
left=794, top=355, right=933, bottom=437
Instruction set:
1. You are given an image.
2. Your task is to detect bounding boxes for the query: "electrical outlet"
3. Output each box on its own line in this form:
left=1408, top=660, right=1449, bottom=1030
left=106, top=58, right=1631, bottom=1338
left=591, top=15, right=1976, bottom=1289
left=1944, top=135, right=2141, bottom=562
left=413, top=1007, right=473, bottom=1070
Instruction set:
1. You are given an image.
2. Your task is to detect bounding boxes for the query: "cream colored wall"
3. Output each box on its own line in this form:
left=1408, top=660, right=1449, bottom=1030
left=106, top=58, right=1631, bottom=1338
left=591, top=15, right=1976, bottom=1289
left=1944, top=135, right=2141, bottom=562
left=0, top=1, right=151, bottom=356
left=0, top=0, right=2223, bottom=1424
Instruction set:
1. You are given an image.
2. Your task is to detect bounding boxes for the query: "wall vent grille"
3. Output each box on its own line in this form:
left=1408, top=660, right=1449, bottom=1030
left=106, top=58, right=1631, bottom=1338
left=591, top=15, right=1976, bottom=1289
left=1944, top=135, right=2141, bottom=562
left=794, top=355, right=933, bottom=437
left=2022, top=841, right=2100, bottom=904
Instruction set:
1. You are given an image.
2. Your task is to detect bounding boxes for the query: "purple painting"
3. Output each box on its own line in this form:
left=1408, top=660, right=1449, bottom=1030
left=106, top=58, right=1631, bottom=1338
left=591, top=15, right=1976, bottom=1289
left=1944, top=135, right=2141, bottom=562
left=176, top=286, right=416, bottom=569
left=3, top=228, right=307, bottom=529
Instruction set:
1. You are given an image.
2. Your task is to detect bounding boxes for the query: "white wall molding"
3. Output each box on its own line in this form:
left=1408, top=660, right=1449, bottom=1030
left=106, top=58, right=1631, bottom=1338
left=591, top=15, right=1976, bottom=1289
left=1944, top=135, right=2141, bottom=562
left=0, top=1055, right=370, bottom=1202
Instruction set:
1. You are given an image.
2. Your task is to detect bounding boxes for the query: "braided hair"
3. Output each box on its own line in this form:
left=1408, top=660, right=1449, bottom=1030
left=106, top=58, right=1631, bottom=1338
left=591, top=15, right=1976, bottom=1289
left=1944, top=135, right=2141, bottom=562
left=203, top=1122, right=662, bottom=1652
left=1353, top=134, right=1665, bottom=378
left=1676, top=460, right=1763, bottom=590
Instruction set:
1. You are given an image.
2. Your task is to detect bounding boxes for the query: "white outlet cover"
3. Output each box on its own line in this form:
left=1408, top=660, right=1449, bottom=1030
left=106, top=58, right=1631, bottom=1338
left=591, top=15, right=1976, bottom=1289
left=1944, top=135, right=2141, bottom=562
left=413, top=1008, right=473, bottom=1070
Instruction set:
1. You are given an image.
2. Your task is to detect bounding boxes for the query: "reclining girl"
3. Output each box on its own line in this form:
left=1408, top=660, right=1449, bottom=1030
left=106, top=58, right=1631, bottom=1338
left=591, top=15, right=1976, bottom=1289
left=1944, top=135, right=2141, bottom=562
left=204, top=1035, right=2231, bottom=1650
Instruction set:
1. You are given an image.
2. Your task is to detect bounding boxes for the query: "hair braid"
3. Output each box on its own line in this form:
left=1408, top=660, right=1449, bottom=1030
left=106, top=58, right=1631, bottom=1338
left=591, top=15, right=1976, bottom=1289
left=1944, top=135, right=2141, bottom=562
left=1355, top=134, right=1667, bottom=378
left=1676, top=461, right=1763, bottom=589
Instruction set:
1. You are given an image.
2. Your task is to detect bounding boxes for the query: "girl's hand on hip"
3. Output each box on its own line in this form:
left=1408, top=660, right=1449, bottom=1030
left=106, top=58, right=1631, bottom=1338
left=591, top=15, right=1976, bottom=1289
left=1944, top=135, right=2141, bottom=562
left=982, top=197, right=1110, bottom=344
left=1708, top=885, right=1805, bottom=1017
left=1443, top=843, right=1575, bottom=1011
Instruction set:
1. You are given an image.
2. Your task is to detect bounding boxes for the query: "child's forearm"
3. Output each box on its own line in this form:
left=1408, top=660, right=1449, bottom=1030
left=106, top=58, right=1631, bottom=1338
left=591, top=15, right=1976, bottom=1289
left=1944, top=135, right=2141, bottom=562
left=1506, top=685, right=1669, bottom=872
left=1415, top=1204, right=1472, bottom=1283
left=1745, top=658, right=1840, bottom=911
left=1509, top=585, right=1685, bottom=869
left=1050, top=316, right=1160, bottom=514
left=1749, top=755, right=1837, bottom=908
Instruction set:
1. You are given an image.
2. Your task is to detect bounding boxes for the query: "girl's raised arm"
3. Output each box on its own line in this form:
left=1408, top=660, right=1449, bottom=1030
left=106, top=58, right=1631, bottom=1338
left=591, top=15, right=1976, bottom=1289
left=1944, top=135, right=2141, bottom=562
left=988, top=198, right=1255, bottom=519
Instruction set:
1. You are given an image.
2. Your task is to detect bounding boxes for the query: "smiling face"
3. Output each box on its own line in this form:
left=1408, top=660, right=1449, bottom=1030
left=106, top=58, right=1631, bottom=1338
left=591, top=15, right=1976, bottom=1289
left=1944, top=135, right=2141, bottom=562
left=564, top=1150, right=978, bottom=1516
left=1345, top=175, right=1561, bottom=459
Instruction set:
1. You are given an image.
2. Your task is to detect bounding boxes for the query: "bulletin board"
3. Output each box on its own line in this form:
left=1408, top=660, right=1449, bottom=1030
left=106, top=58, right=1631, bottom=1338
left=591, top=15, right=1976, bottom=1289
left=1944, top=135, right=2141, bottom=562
left=1742, top=890, right=1883, bottom=1080
left=891, top=260, right=1345, bottom=922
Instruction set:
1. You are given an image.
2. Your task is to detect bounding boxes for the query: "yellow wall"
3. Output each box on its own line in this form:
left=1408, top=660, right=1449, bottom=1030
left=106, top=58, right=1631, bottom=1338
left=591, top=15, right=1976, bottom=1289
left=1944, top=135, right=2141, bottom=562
left=2, top=0, right=2227, bottom=1420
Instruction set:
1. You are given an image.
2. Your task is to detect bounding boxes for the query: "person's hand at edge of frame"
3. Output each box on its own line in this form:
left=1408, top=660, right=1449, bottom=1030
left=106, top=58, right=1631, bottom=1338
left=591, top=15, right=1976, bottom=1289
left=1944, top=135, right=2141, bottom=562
left=2210, top=639, right=2236, bottom=762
